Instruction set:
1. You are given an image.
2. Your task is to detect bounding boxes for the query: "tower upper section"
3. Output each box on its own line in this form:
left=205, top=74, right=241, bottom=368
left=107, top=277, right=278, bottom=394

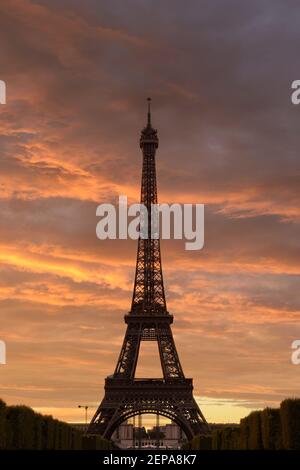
left=140, top=98, right=159, bottom=148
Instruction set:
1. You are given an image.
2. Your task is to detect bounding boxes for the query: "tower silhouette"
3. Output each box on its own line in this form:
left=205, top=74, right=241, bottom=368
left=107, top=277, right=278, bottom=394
left=88, top=99, right=208, bottom=440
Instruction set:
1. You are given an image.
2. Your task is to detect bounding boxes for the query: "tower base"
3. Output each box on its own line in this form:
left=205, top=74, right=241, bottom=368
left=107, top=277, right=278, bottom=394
left=88, top=377, right=209, bottom=440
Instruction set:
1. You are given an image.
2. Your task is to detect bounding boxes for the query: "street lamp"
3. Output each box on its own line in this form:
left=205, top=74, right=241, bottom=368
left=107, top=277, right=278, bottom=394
left=78, top=405, right=89, bottom=425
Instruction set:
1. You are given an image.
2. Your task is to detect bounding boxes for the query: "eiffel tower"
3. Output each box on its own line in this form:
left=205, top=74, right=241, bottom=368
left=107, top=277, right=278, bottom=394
left=88, top=99, right=208, bottom=440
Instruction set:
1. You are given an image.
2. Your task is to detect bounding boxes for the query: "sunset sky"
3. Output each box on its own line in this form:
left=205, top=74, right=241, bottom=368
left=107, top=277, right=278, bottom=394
left=0, top=0, right=300, bottom=425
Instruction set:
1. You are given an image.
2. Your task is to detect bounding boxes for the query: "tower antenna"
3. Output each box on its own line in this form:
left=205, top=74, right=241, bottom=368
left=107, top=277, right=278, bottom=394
left=147, top=97, right=151, bottom=126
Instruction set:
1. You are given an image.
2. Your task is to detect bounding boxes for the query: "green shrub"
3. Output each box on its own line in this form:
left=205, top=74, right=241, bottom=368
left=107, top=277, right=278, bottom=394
left=181, top=440, right=190, bottom=450
left=220, top=427, right=232, bottom=449
left=6, top=405, right=35, bottom=449
left=239, top=417, right=250, bottom=450
left=280, top=399, right=300, bottom=449
left=219, top=427, right=240, bottom=450
left=190, top=434, right=200, bottom=449
left=53, top=419, right=61, bottom=449
left=189, top=434, right=211, bottom=450
left=198, top=435, right=212, bottom=450
left=0, top=399, right=6, bottom=449
left=230, top=428, right=240, bottom=450
left=42, top=416, right=55, bottom=449
left=248, top=411, right=263, bottom=450
left=0, top=400, right=87, bottom=450
left=83, top=434, right=113, bottom=450
left=33, top=413, right=43, bottom=450
left=261, top=408, right=282, bottom=450
left=71, top=428, right=83, bottom=450
left=211, top=429, right=222, bottom=450
left=60, top=422, right=71, bottom=449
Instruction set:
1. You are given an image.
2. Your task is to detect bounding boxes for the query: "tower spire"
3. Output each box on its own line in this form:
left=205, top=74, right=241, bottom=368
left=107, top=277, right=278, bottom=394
left=140, top=97, right=158, bottom=148
left=147, top=97, right=151, bottom=126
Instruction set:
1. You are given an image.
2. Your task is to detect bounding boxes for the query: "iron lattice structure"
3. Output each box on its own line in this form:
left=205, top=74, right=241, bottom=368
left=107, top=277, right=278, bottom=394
left=88, top=99, right=208, bottom=440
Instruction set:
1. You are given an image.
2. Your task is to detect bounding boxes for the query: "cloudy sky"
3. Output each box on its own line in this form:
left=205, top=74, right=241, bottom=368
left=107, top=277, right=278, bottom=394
left=0, top=0, right=299, bottom=424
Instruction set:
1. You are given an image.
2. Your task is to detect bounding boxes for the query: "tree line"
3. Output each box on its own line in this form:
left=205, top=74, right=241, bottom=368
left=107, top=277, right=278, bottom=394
left=183, top=398, right=300, bottom=450
left=0, top=399, right=113, bottom=450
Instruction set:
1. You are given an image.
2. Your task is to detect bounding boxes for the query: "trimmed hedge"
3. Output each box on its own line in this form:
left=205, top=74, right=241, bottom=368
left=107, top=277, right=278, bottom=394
left=199, top=435, right=212, bottom=450
left=239, top=416, right=250, bottom=450
left=189, top=434, right=212, bottom=450
left=0, top=400, right=112, bottom=450
left=231, top=428, right=240, bottom=449
left=6, top=405, right=36, bottom=449
left=261, top=408, right=281, bottom=450
left=247, top=411, right=263, bottom=450
left=83, top=434, right=114, bottom=450
left=0, top=399, right=6, bottom=449
left=211, top=427, right=239, bottom=450
left=223, top=427, right=240, bottom=450
left=280, top=399, right=300, bottom=450
left=211, top=429, right=222, bottom=450
left=186, top=398, right=300, bottom=450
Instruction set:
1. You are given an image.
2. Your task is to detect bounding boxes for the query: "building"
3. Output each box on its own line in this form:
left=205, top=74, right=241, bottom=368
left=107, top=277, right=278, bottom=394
left=111, top=421, right=186, bottom=449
